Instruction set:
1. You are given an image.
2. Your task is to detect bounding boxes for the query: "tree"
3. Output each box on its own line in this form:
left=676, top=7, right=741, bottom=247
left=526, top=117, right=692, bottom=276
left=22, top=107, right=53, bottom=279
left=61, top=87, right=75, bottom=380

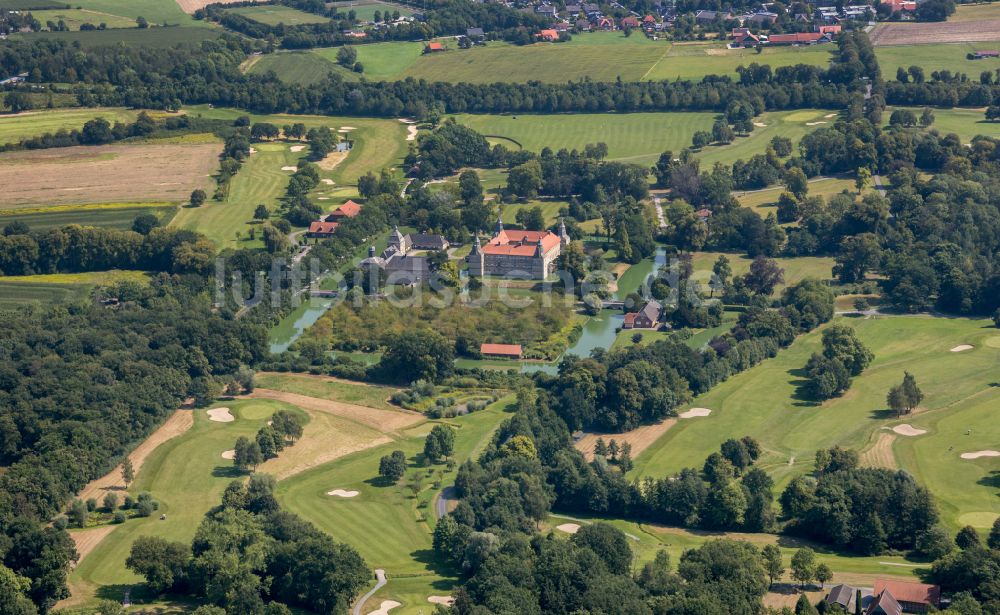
left=515, top=206, right=545, bottom=231
left=790, top=548, right=815, bottom=588
left=712, top=120, right=734, bottom=144
left=458, top=169, right=483, bottom=205
left=132, top=213, right=160, bottom=235
left=69, top=499, right=87, bottom=528
left=743, top=256, right=784, bottom=296
left=0, top=563, right=38, bottom=615
left=507, top=160, right=543, bottom=199
left=785, top=167, right=808, bottom=199
left=379, top=450, right=407, bottom=482
left=234, top=436, right=263, bottom=472
left=692, top=130, right=711, bottom=149
left=814, top=563, right=832, bottom=586
left=424, top=425, right=455, bottom=462
left=103, top=492, right=118, bottom=511
left=920, top=107, right=935, bottom=127
left=821, top=324, right=873, bottom=376
left=377, top=330, right=454, bottom=383
left=855, top=167, right=871, bottom=193
left=901, top=372, right=923, bottom=410
left=572, top=523, right=632, bottom=575
left=336, top=46, right=357, bottom=67
left=4, top=91, right=33, bottom=114
left=795, top=594, right=819, bottom=615
left=712, top=254, right=731, bottom=296
left=125, top=536, right=189, bottom=594
left=594, top=437, right=608, bottom=458
left=190, top=189, right=207, bottom=207
left=762, top=544, right=783, bottom=587
left=122, top=457, right=134, bottom=488
left=887, top=384, right=909, bottom=417
left=136, top=16, right=148, bottom=28
left=988, top=517, right=1000, bottom=549
left=956, top=525, right=981, bottom=549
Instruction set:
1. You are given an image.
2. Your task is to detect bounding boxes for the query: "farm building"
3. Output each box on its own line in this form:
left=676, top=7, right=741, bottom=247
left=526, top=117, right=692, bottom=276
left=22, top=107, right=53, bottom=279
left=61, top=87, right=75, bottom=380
left=871, top=580, right=940, bottom=613
left=326, top=200, right=362, bottom=220
left=972, top=50, right=1000, bottom=59
left=467, top=219, right=569, bottom=279
left=480, top=343, right=523, bottom=359
left=623, top=300, right=663, bottom=330
left=424, top=41, right=444, bottom=53
left=385, top=227, right=450, bottom=254
left=824, top=584, right=857, bottom=612
left=360, top=245, right=431, bottom=286
left=883, top=0, right=917, bottom=12
left=695, top=10, right=733, bottom=23
left=538, top=29, right=559, bottom=41
left=767, top=32, right=832, bottom=45
left=621, top=15, right=640, bottom=28
left=866, top=590, right=902, bottom=615
left=466, top=27, right=484, bottom=41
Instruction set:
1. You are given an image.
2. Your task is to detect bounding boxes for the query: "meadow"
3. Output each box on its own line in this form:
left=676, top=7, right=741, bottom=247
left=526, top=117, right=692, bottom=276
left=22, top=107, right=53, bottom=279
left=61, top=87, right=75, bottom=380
left=629, top=315, right=1000, bottom=533
left=884, top=106, right=1000, bottom=142
left=228, top=4, right=329, bottom=26
left=13, top=25, right=219, bottom=47
left=0, top=202, right=175, bottom=230
left=28, top=8, right=136, bottom=29
left=876, top=43, right=1000, bottom=81
left=328, top=0, right=413, bottom=21
left=269, top=34, right=832, bottom=85
left=245, top=51, right=341, bottom=85
left=735, top=175, right=859, bottom=218
left=0, top=107, right=142, bottom=145
left=70, top=0, right=199, bottom=25
left=699, top=108, right=836, bottom=167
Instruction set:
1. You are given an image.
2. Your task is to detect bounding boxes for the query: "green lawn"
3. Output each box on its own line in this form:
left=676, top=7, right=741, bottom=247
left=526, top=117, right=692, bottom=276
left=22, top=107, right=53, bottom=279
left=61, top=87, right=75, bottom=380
left=328, top=0, right=413, bottom=21
left=0, top=107, right=140, bottom=145
left=246, top=51, right=342, bottom=86
left=735, top=176, right=859, bottom=219
left=312, top=41, right=427, bottom=81
left=884, top=106, right=1000, bottom=143
left=71, top=0, right=197, bottom=25
left=0, top=270, right=149, bottom=305
left=499, top=200, right=567, bottom=227
left=68, top=400, right=299, bottom=603
left=29, top=8, right=136, bottom=29
left=171, top=140, right=303, bottom=249
left=689, top=251, right=835, bottom=294
left=698, top=108, right=836, bottom=167
left=877, top=43, right=1000, bottom=82
left=276, top=397, right=514, bottom=615
left=630, top=315, right=1000, bottom=532
left=642, top=41, right=833, bottom=81
left=229, top=5, right=330, bottom=26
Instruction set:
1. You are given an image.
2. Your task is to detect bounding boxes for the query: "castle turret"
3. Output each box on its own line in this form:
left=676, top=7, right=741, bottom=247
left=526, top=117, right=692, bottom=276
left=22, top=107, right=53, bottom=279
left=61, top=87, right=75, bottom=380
left=467, top=233, right=484, bottom=276
left=495, top=217, right=504, bottom=236
left=558, top=218, right=570, bottom=246
left=368, top=245, right=376, bottom=258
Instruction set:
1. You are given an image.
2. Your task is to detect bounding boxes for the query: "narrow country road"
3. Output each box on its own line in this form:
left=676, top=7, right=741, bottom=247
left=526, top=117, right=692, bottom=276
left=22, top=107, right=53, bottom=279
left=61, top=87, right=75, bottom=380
left=435, top=486, right=456, bottom=519
left=352, top=568, right=387, bottom=615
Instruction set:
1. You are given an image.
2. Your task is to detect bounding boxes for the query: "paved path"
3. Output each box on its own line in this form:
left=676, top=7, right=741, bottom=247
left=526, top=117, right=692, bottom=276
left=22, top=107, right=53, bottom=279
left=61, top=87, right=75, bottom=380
left=653, top=196, right=667, bottom=230
left=435, top=486, right=455, bottom=519
left=352, top=568, right=387, bottom=615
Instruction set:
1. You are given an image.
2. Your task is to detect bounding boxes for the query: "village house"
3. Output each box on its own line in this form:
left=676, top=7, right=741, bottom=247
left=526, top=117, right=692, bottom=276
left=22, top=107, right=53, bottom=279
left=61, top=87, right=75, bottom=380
left=623, top=300, right=663, bottom=329
left=884, top=0, right=917, bottom=11
left=424, top=41, right=445, bottom=53
left=575, top=17, right=592, bottom=30
left=594, top=16, right=615, bottom=30
left=871, top=580, right=940, bottom=614
left=816, top=23, right=842, bottom=35
left=731, top=27, right=760, bottom=47
left=385, top=226, right=450, bottom=254
left=583, top=3, right=601, bottom=16
left=866, top=590, right=902, bottom=615
left=467, top=219, right=569, bottom=279
left=621, top=15, right=641, bottom=28
left=972, top=50, right=1000, bottom=59
left=466, top=26, right=485, bottom=41
left=745, top=11, right=778, bottom=26
left=565, top=4, right=582, bottom=16
left=538, top=28, right=559, bottom=41
left=535, top=3, right=558, bottom=18
left=767, top=32, right=832, bottom=45
left=480, top=343, right=523, bottom=359
left=695, top=9, right=733, bottom=24
left=307, top=220, right=338, bottom=239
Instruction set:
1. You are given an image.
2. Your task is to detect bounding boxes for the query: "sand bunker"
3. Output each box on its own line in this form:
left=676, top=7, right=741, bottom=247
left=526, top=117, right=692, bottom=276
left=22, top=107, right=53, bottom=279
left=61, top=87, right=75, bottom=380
left=556, top=523, right=580, bottom=534
left=327, top=489, right=360, bottom=498
left=961, top=450, right=1000, bottom=460
left=289, top=145, right=305, bottom=152
left=280, top=166, right=298, bottom=172
left=428, top=596, right=455, bottom=606
left=805, top=121, right=828, bottom=126
left=249, top=147, right=257, bottom=154
left=339, top=126, right=357, bottom=131
left=406, top=125, right=418, bottom=141
left=207, top=407, right=234, bottom=422
left=398, top=118, right=416, bottom=124
left=321, top=178, right=335, bottom=185
left=753, top=122, right=767, bottom=127
left=221, top=449, right=236, bottom=460
left=679, top=407, right=712, bottom=419
left=824, top=113, right=837, bottom=118
left=892, top=424, right=926, bottom=437
left=950, top=344, right=974, bottom=352
left=318, top=197, right=329, bottom=200
left=367, top=600, right=400, bottom=615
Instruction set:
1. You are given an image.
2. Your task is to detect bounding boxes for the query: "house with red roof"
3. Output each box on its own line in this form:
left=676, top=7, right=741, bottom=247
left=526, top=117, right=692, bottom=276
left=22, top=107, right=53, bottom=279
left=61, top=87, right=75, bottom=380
left=307, top=220, right=339, bottom=239
left=622, top=300, right=663, bottom=329
left=424, top=41, right=444, bottom=53
left=594, top=16, right=615, bottom=30
left=767, top=32, right=831, bottom=45
left=538, top=29, right=560, bottom=41
left=817, top=24, right=842, bottom=35
left=870, top=580, right=940, bottom=613
left=326, top=200, right=362, bottom=220
left=883, top=0, right=917, bottom=12
left=467, top=218, right=570, bottom=279
left=480, top=343, right=523, bottom=359
left=621, top=15, right=640, bottom=28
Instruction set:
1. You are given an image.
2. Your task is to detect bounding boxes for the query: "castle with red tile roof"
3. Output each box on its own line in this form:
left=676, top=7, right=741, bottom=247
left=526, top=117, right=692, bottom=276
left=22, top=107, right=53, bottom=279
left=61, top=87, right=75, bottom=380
left=467, top=218, right=569, bottom=279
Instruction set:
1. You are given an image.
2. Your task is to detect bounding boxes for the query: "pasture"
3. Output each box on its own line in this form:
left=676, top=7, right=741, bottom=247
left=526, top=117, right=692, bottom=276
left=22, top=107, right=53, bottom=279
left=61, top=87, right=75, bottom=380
left=301, top=33, right=832, bottom=85
left=245, top=51, right=341, bottom=85
left=876, top=43, right=1000, bottom=80
left=171, top=140, right=304, bottom=248
left=0, top=0, right=69, bottom=8
left=629, top=315, right=1000, bottom=532
left=13, top=25, right=219, bottom=47
left=228, top=5, right=329, bottom=26
left=0, top=270, right=149, bottom=306
left=276, top=396, right=514, bottom=614
left=71, top=0, right=197, bottom=25
left=0, top=107, right=143, bottom=145
left=28, top=8, right=135, bottom=29
left=328, top=0, right=413, bottom=21
left=0, top=142, right=220, bottom=209
left=0, top=202, right=175, bottom=230
left=883, top=106, right=1000, bottom=142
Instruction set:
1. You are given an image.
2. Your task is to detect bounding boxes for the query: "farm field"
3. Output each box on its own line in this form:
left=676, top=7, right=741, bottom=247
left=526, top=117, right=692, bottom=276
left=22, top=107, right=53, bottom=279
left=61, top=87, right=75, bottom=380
left=13, top=25, right=219, bottom=47
left=28, top=8, right=136, bottom=29
left=245, top=51, right=341, bottom=85
left=171, top=140, right=303, bottom=249
left=72, top=0, right=198, bottom=25
left=302, top=34, right=832, bottom=84
left=0, top=202, right=175, bottom=230
left=0, top=142, right=220, bottom=209
left=276, top=397, right=514, bottom=615
left=629, top=315, right=1000, bottom=532
left=228, top=4, right=330, bottom=26
left=884, top=106, right=1000, bottom=142
left=0, top=107, right=141, bottom=145
left=453, top=112, right=718, bottom=166
left=870, top=16, right=1000, bottom=46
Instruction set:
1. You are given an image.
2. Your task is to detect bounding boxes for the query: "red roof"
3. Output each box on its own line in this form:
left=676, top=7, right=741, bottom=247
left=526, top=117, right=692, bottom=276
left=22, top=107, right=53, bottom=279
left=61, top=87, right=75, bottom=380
left=621, top=16, right=640, bottom=27
left=481, top=230, right=561, bottom=257
left=768, top=32, right=825, bottom=44
left=872, top=580, right=940, bottom=607
left=329, top=200, right=361, bottom=219
left=480, top=343, right=522, bottom=357
left=426, top=41, right=444, bottom=51
left=695, top=208, right=713, bottom=218
left=538, top=29, right=559, bottom=41
left=818, top=24, right=842, bottom=34
left=309, top=221, right=339, bottom=234
left=623, top=313, right=638, bottom=326
left=643, top=14, right=656, bottom=22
